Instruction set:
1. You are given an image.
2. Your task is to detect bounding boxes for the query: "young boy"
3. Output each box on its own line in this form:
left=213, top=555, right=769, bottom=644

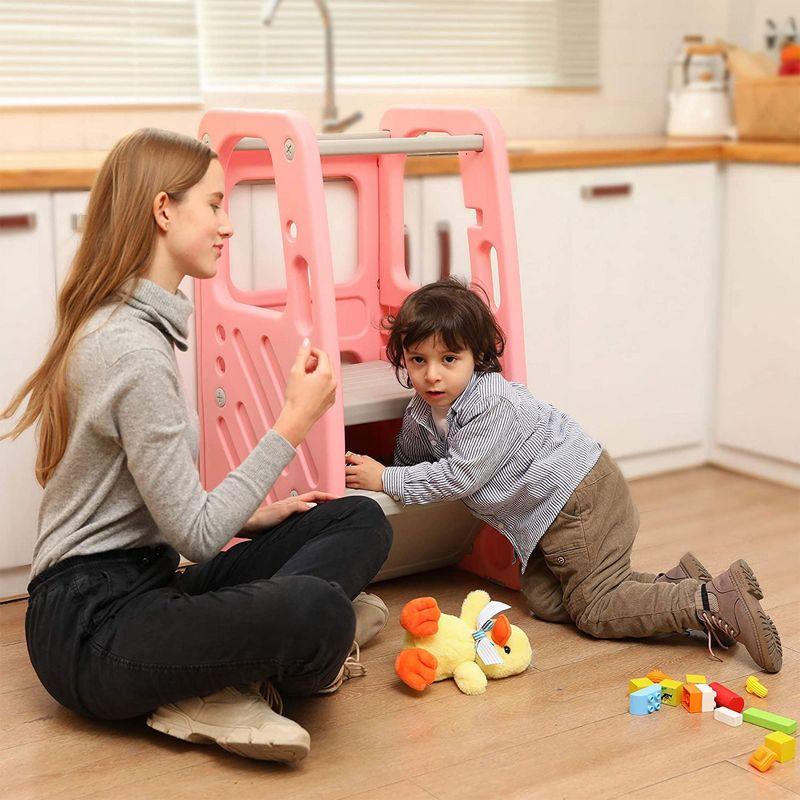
left=345, top=278, right=782, bottom=673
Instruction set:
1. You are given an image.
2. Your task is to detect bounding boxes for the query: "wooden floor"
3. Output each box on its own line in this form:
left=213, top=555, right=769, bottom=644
left=1, top=466, right=799, bottom=799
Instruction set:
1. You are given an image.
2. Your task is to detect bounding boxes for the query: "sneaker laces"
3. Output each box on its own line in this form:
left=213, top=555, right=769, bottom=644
left=319, top=641, right=366, bottom=694
left=255, top=679, right=284, bottom=715
left=344, top=641, right=366, bottom=679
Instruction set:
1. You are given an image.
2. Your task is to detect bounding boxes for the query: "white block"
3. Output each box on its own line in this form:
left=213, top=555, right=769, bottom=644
left=714, top=706, right=743, bottom=727
left=697, top=683, right=716, bottom=712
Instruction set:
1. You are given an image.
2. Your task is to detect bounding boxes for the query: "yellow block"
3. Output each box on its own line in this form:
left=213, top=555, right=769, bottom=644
left=628, top=677, right=654, bottom=694
left=660, top=679, right=683, bottom=707
left=746, top=675, right=768, bottom=698
left=764, top=731, right=796, bottom=763
left=685, top=673, right=706, bottom=684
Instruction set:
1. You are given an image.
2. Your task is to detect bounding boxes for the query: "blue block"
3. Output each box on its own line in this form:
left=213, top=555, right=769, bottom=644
left=629, top=683, right=662, bottom=716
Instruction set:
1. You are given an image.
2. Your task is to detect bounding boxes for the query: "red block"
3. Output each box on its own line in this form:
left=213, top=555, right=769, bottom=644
left=709, top=681, right=744, bottom=713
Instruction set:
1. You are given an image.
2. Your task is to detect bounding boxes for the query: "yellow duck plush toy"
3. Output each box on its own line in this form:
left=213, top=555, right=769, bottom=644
left=395, top=589, right=532, bottom=695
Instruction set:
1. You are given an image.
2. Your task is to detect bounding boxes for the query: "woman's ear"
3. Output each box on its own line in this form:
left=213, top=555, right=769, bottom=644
left=153, top=191, right=171, bottom=233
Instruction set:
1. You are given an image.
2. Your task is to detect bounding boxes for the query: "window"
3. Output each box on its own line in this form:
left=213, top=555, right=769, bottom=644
left=0, top=0, right=599, bottom=106
left=200, top=0, right=599, bottom=91
left=0, top=1, right=201, bottom=106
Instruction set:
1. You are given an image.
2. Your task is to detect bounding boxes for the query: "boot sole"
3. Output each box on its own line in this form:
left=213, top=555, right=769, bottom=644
left=731, top=559, right=782, bottom=674
left=146, top=713, right=310, bottom=763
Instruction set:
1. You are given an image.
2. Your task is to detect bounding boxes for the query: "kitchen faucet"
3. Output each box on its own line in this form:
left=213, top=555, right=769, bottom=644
left=261, top=0, right=363, bottom=133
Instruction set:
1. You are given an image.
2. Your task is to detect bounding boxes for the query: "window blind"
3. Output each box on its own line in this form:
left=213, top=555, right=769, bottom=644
left=0, top=1, right=201, bottom=106
left=200, top=0, right=599, bottom=91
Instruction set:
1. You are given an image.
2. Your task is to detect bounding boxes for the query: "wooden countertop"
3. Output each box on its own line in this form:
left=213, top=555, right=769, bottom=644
left=1, top=137, right=799, bottom=191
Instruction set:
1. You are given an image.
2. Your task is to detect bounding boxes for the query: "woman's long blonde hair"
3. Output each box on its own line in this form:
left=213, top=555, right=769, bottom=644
left=1, top=128, right=216, bottom=487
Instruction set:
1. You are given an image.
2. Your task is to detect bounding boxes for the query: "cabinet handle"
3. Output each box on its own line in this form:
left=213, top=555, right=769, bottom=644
left=71, top=213, right=86, bottom=233
left=437, top=220, right=451, bottom=279
left=0, top=212, right=36, bottom=231
left=580, top=183, right=632, bottom=199
left=403, top=224, right=411, bottom=278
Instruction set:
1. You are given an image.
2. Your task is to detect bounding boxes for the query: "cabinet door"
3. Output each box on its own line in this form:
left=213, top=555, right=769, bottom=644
left=0, top=193, right=56, bottom=569
left=565, top=164, right=718, bottom=456
left=52, top=190, right=90, bottom=289
left=510, top=171, right=573, bottom=408
left=419, top=174, right=480, bottom=285
left=716, top=164, right=800, bottom=464
left=421, top=164, right=717, bottom=459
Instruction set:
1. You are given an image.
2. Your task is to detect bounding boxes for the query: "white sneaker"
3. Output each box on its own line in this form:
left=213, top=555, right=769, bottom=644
left=146, top=682, right=310, bottom=763
left=353, top=591, right=389, bottom=647
left=318, top=641, right=367, bottom=694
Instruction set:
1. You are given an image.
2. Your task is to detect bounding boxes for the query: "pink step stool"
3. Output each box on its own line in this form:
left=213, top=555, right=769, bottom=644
left=195, top=106, right=526, bottom=590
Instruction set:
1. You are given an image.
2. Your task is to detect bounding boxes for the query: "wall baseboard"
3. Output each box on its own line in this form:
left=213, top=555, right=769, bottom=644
left=0, top=566, right=30, bottom=604
left=709, top=445, right=800, bottom=489
left=617, top=444, right=708, bottom=481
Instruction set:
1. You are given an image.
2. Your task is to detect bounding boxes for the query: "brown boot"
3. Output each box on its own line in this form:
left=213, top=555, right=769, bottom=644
left=696, top=560, right=782, bottom=674
left=655, top=551, right=712, bottom=584
left=656, top=552, right=734, bottom=648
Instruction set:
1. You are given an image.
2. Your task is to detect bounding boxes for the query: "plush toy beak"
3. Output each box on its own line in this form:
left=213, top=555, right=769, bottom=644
left=491, top=614, right=511, bottom=646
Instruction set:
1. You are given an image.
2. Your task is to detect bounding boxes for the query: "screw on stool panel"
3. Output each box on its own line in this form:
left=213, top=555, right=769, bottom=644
left=215, top=388, right=226, bottom=407
left=284, top=138, right=296, bottom=160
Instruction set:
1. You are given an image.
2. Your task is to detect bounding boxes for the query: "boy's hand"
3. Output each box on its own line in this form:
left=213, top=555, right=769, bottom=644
left=345, top=451, right=386, bottom=492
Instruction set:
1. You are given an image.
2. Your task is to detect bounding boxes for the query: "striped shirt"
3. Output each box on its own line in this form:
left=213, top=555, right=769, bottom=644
left=381, top=371, right=602, bottom=570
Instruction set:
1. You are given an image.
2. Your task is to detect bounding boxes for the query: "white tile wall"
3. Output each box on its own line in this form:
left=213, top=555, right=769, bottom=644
left=0, top=1, right=756, bottom=150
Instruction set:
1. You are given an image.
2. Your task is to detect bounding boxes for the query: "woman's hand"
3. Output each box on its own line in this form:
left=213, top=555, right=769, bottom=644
left=274, top=339, right=337, bottom=447
left=344, top=452, right=386, bottom=492
left=239, top=491, right=337, bottom=536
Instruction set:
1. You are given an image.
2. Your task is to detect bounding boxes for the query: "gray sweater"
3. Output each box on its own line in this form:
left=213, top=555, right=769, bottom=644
left=31, top=278, right=296, bottom=577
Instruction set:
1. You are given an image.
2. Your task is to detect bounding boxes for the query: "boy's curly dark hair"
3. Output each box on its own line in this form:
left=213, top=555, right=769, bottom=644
left=382, top=278, right=506, bottom=388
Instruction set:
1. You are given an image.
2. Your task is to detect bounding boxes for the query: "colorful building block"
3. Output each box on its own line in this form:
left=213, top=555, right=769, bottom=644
left=746, top=675, right=768, bottom=698
left=628, top=677, right=654, bottom=694
left=630, top=684, right=662, bottom=716
left=764, top=731, right=796, bottom=763
left=685, top=673, right=706, bottom=684
left=660, top=678, right=683, bottom=707
left=682, top=683, right=703, bottom=713
left=743, top=707, right=797, bottom=735
left=697, top=683, right=716, bottom=712
left=646, top=669, right=670, bottom=683
left=749, top=745, right=778, bottom=773
left=714, top=707, right=743, bottom=727
left=709, top=681, right=744, bottom=712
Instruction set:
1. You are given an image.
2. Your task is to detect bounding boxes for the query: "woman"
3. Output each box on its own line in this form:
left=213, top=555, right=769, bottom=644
left=0, top=128, right=392, bottom=764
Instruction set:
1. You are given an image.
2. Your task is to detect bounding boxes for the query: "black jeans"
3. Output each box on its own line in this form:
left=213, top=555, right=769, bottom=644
left=25, top=496, right=392, bottom=721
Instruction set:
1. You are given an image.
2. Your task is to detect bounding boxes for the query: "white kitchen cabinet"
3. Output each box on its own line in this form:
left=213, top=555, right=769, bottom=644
left=0, top=192, right=57, bottom=578
left=716, top=164, right=800, bottom=465
left=560, top=164, right=718, bottom=458
left=52, top=190, right=90, bottom=288
left=420, top=164, right=719, bottom=461
left=244, top=175, right=422, bottom=292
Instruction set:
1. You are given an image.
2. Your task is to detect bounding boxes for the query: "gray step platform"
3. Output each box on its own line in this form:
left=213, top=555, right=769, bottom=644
left=341, top=360, right=414, bottom=426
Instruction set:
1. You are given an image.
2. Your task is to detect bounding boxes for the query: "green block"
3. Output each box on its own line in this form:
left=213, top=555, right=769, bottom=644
left=742, top=707, right=797, bottom=735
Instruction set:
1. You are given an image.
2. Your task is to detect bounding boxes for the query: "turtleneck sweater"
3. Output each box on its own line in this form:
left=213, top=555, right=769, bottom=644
left=31, top=278, right=295, bottom=577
